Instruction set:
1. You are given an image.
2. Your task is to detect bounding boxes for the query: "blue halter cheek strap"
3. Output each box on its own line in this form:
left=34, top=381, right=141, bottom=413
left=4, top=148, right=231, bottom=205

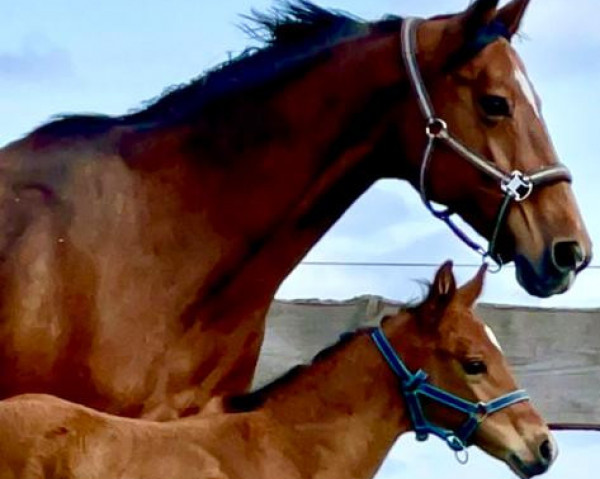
left=371, top=328, right=530, bottom=454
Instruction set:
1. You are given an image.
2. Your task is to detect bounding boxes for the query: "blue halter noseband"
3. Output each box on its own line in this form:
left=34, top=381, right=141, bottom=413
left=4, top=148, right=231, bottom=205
left=371, top=328, right=529, bottom=455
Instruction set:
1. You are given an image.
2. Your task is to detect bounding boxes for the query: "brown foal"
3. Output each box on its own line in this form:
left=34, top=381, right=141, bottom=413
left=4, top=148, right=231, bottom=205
left=0, top=262, right=555, bottom=479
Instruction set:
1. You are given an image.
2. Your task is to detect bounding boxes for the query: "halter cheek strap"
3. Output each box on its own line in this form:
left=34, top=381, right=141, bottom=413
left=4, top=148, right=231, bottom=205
left=401, top=17, right=572, bottom=267
left=371, top=328, right=529, bottom=455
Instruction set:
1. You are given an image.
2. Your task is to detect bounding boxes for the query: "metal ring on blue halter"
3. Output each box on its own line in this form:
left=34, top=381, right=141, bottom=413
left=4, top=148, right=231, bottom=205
left=455, top=447, right=469, bottom=465
left=475, top=401, right=489, bottom=421
left=446, top=434, right=465, bottom=452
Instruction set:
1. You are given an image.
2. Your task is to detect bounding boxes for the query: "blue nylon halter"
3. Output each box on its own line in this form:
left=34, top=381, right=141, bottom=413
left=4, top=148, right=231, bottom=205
left=371, top=328, right=529, bottom=453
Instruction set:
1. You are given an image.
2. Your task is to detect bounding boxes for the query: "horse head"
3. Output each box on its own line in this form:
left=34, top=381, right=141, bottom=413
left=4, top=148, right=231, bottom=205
left=388, top=0, right=591, bottom=297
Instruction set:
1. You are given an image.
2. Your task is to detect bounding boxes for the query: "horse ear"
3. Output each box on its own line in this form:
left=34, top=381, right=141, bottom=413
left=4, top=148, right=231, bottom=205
left=418, top=261, right=457, bottom=329
left=426, top=0, right=500, bottom=70
left=432, top=260, right=457, bottom=300
left=459, top=263, right=487, bottom=305
left=456, top=0, right=500, bottom=37
left=495, top=0, right=531, bottom=37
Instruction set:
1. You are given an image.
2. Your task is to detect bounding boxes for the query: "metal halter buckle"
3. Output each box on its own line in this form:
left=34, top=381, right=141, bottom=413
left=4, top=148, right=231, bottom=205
left=425, top=118, right=448, bottom=139
left=501, top=171, right=533, bottom=202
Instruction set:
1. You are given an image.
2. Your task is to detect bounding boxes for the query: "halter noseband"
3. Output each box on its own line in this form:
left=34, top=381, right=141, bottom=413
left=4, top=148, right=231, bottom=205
left=401, top=18, right=572, bottom=267
left=371, top=328, right=529, bottom=456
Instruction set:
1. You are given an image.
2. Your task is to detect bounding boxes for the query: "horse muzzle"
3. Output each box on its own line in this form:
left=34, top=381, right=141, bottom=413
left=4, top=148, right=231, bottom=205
left=507, top=434, right=558, bottom=479
left=515, top=239, right=592, bottom=298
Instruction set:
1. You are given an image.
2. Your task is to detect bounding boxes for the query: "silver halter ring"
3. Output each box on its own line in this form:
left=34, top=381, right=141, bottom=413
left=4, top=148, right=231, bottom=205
left=425, top=118, right=448, bottom=139
left=501, top=171, right=534, bottom=202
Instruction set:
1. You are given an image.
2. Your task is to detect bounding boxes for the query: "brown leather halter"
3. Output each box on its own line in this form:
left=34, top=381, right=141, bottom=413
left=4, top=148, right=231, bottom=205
left=402, top=18, right=572, bottom=268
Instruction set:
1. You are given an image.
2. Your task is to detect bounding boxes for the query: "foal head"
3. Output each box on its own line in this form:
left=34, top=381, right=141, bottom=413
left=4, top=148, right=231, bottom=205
left=390, top=0, right=591, bottom=297
left=384, top=262, right=555, bottom=477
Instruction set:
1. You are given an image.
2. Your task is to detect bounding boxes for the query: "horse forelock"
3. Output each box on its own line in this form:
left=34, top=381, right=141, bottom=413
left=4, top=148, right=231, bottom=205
left=445, top=19, right=512, bottom=71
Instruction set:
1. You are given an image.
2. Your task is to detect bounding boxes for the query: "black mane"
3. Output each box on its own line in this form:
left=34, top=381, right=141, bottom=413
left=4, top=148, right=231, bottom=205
left=243, top=0, right=362, bottom=46
left=32, top=2, right=373, bottom=138
left=30, top=2, right=403, bottom=138
left=126, top=1, right=369, bottom=123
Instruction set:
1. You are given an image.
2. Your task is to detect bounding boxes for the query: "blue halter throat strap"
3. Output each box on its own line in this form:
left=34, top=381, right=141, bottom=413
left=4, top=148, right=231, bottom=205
left=371, top=328, right=529, bottom=454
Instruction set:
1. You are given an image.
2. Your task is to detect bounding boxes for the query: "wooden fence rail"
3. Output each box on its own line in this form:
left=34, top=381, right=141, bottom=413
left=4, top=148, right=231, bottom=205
left=254, top=298, right=600, bottom=426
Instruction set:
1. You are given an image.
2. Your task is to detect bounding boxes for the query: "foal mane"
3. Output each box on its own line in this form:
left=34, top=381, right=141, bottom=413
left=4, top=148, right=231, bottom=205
left=225, top=328, right=372, bottom=413
left=226, top=301, right=417, bottom=413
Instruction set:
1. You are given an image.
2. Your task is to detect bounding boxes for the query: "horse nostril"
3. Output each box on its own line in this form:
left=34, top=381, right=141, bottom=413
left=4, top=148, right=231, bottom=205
left=539, top=439, right=553, bottom=463
left=552, top=240, right=585, bottom=272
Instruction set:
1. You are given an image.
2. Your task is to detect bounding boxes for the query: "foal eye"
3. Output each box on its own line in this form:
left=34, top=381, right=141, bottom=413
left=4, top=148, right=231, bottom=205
left=462, top=360, right=488, bottom=375
left=479, top=95, right=511, bottom=118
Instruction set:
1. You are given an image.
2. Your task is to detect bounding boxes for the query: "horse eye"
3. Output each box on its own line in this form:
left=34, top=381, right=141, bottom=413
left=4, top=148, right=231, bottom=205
left=463, top=360, right=488, bottom=375
left=479, top=95, right=511, bottom=118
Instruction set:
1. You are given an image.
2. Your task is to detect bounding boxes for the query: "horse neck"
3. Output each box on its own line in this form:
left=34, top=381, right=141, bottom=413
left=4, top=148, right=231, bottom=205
left=257, top=321, right=416, bottom=478
left=123, top=31, right=409, bottom=306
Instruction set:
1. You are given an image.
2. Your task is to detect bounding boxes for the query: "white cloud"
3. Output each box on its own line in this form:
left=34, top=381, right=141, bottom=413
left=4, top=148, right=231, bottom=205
left=0, top=38, right=74, bottom=84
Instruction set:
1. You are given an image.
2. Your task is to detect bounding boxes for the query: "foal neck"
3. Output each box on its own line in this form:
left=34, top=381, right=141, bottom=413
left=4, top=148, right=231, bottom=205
left=236, top=319, right=418, bottom=478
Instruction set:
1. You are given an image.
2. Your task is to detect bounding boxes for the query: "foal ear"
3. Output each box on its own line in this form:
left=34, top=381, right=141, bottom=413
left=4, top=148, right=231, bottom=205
left=419, top=261, right=457, bottom=328
left=431, top=260, right=457, bottom=301
left=496, top=0, right=531, bottom=37
left=458, top=263, right=487, bottom=305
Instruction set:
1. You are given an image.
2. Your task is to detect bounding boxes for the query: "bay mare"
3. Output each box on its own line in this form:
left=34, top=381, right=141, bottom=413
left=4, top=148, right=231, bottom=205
left=0, top=0, right=591, bottom=419
left=0, top=263, right=555, bottom=479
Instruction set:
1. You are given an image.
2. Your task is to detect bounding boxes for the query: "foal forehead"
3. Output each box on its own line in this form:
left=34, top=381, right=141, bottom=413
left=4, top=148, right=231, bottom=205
left=484, top=324, right=503, bottom=353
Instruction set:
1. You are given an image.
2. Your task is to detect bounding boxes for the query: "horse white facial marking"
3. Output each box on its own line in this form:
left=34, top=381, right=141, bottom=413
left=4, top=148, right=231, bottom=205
left=514, top=66, right=540, bottom=118
left=485, top=324, right=503, bottom=353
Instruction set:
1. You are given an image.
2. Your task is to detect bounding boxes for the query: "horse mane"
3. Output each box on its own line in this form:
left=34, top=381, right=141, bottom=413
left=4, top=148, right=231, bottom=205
left=30, top=2, right=377, bottom=139
left=126, top=2, right=374, bottom=123
left=242, top=0, right=362, bottom=45
left=28, top=2, right=506, bottom=139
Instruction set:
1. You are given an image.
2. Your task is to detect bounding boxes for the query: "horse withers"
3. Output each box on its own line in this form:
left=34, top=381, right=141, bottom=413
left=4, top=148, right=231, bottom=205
left=0, top=263, right=555, bottom=479
left=0, top=0, right=590, bottom=418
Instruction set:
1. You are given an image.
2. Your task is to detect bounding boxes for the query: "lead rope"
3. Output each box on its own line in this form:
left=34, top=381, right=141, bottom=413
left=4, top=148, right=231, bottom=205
left=418, top=121, right=497, bottom=269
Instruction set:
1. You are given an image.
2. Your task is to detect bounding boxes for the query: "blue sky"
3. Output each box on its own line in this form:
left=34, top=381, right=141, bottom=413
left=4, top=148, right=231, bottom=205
left=378, top=431, right=600, bottom=479
left=1, top=1, right=598, bottom=476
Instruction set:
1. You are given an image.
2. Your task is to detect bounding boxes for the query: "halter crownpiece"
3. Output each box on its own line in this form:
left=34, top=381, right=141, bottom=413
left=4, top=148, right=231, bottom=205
left=371, top=328, right=529, bottom=459
left=401, top=17, right=572, bottom=267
